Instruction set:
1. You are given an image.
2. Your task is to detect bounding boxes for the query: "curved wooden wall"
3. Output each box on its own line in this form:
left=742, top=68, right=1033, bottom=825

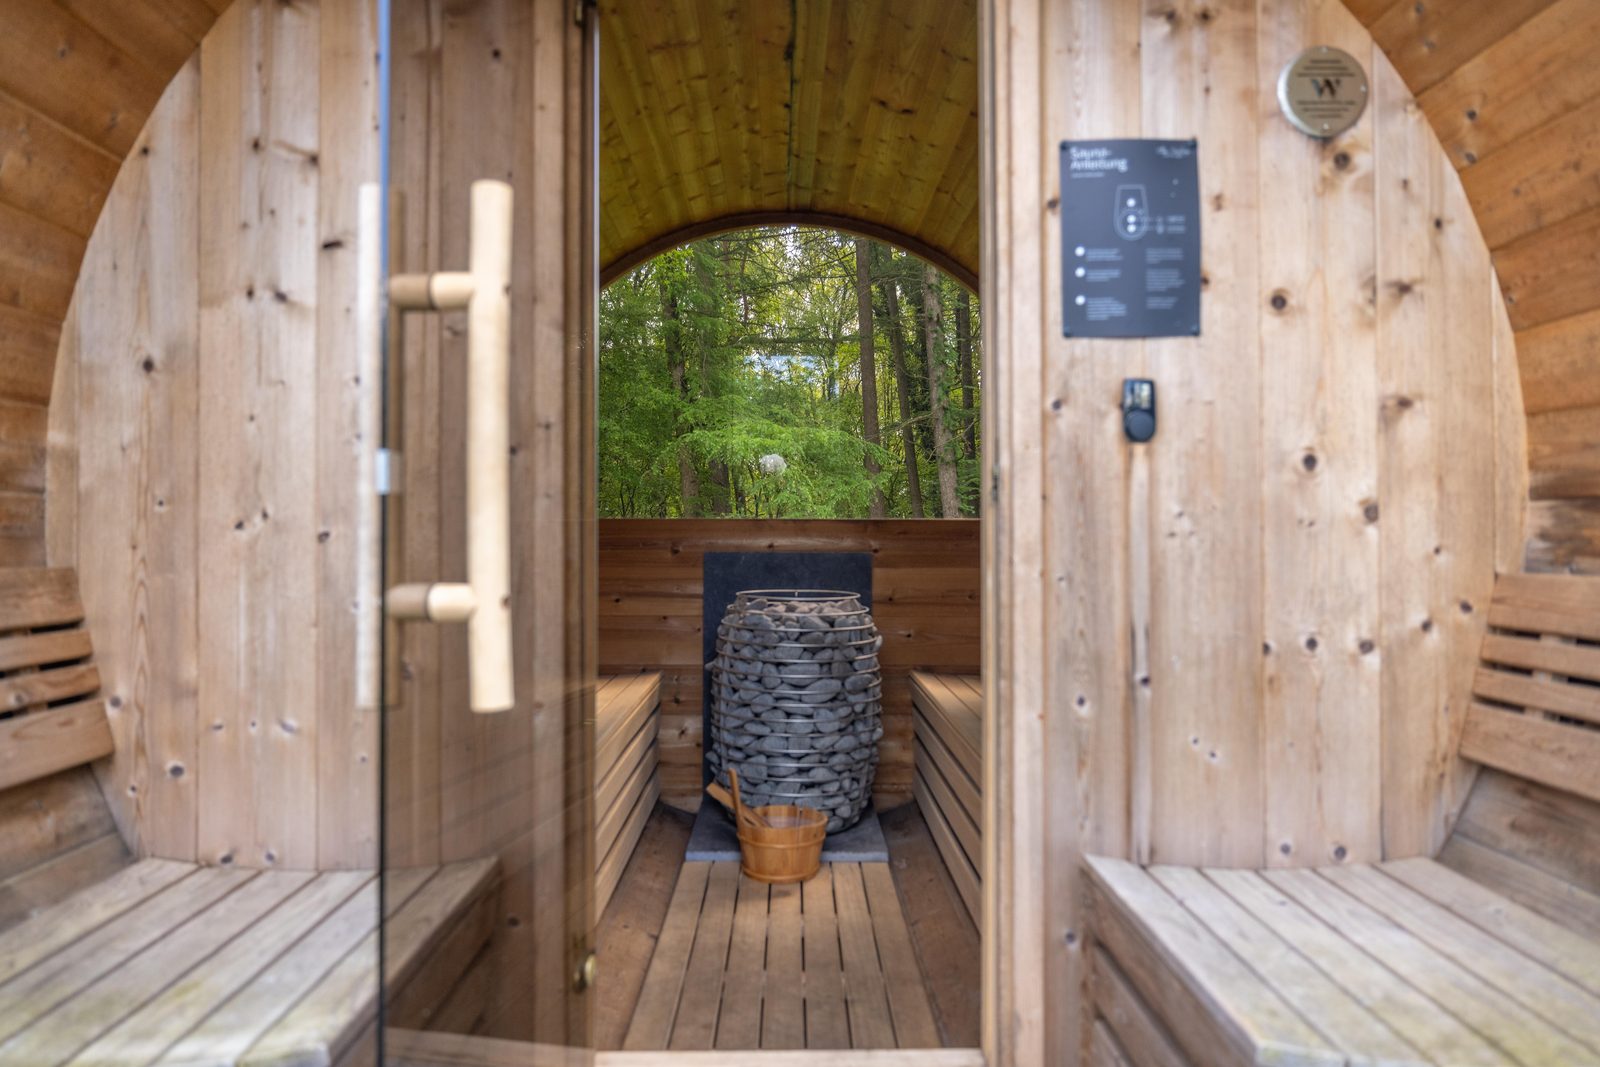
left=984, top=0, right=1526, bottom=1059
left=1347, top=0, right=1600, bottom=572
left=0, top=1, right=226, bottom=566
left=46, top=0, right=379, bottom=869
left=10, top=0, right=1600, bottom=578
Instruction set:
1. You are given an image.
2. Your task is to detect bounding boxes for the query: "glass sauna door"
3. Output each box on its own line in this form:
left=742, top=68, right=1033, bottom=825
left=374, top=0, right=598, bottom=1062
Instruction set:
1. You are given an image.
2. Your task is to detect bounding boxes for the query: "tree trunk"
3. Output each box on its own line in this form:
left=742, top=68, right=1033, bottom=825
left=957, top=289, right=975, bottom=460
left=880, top=256, right=924, bottom=518
left=662, top=284, right=699, bottom=516
left=924, top=265, right=961, bottom=518
left=707, top=460, right=731, bottom=514
left=856, top=239, right=886, bottom=518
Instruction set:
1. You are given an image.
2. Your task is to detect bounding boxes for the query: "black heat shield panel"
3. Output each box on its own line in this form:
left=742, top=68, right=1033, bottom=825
left=701, top=551, right=873, bottom=787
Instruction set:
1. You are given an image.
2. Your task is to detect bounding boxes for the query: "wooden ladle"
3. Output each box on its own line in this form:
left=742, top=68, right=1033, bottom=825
left=728, top=768, right=770, bottom=829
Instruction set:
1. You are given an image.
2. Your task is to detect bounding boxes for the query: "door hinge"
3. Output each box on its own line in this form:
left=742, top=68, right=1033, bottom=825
left=375, top=449, right=402, bottom=496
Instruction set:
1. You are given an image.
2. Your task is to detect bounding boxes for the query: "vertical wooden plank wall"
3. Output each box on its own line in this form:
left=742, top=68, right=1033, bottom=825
left=4, top=1, right=228, bottom=568
left=983, top=0, right=1525, bottom=1063
left=45, top=0, right=379, bottom=869
left=383, top=0, right=589, bottom=1044
left=1349, top=0, right=1600, bottom=574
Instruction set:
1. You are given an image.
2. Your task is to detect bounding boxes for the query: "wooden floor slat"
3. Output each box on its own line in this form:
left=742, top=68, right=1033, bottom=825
left=835, top=863, right=896, bottom=1049
left=861, top=862, right=950, bottom=1049
left=801, top=866, right=850, bottom=1049
left=625, top=861, right=712, bottom=1050
left=714, top=873, right=768, bottom=1049
left=627, top=858, right=939, bottom=1051
left=668, top=861, right=740, bottom=1049
left=762, top=882, right=805, bottom=1050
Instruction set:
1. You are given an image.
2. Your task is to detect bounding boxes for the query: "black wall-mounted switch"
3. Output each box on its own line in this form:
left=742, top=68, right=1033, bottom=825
left=1123, top=379, right=1156, bottom=442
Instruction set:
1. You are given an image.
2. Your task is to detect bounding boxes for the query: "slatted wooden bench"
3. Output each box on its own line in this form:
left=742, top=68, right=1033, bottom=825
left=1084, top=572, right=1600, bottom=1067
left=910, top=671, right=982, bottom=923
left=0, top=568, right=500, bottom=1065
left=0, top=857, right=498, bottom=1066
left=596, top=672, right=662, bottom=916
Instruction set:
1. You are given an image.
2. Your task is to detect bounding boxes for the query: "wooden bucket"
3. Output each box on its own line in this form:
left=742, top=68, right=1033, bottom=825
left=708, top=769, right=828, bottom=884
left=735, top=804, right=827, bottom=884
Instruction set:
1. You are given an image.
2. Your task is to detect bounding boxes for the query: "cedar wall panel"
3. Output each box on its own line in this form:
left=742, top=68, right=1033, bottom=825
left=597, top=518, right=982, bottom=811
left=1356, top=0, right=1600, bottom=571
left=989, top=1, right=1524, bottom=1063
left=0, top=0, right=220, bottom=567
left=46, top=0, right=379, bottom=870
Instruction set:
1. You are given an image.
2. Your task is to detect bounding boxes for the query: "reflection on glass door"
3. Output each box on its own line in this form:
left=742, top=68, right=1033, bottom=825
left=373, top=0, right=598, bottom=1063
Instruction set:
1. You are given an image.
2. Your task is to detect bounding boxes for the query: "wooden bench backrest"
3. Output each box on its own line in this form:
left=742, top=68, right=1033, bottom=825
left=1462, top=572, right=1600, bottom=804
left=0, top=568, right=113, bottom=791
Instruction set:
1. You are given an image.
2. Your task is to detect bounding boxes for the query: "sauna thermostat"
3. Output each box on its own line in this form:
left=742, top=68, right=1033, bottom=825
left=1277, top=46, right=1369, bottom=139
left=1122, top=379, right=1156, bottom=443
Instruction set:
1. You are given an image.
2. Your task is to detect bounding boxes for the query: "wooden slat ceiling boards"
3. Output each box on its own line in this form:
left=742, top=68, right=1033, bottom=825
left=596, top=0, right=982, bottom=288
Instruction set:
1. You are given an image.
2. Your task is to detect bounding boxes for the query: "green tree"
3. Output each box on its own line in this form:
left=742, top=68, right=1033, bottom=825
left=598, top=227, right=981, bottom=519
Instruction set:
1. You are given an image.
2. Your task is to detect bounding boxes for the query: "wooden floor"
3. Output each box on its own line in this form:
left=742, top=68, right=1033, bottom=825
left=597, top=801, right=978, bottom=1051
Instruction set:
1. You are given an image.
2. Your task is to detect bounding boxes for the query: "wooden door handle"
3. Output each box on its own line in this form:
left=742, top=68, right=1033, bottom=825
left=383, top=180, right=516, bottom=714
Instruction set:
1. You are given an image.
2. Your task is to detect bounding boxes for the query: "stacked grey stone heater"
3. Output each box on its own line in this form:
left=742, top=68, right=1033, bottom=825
left=708, top=589, right=884, bottom=833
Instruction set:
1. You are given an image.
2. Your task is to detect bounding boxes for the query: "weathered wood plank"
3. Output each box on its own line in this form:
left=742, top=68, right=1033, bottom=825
left=1206, top=867, right=1508, bottom=1066
left=1266, top=867, right=1594, bottom=1065
left=1149, top=866, right=1423, bottom=1063
left=0, top=870, right=312, bottom=1065
left=861, top=862, right=941, bottom=1049
left=0, top=700, right=113, bottom=791
left=1084, top=858, right=1338, bottom=1067
left=68, top=870, right=371, bottom=1067
left=1380, top=857, right=1600, bottom=996
left=1088, top=948, right=1190, bottom=1067
left=1459, top=702, right=1600, bottom=804
left=0, top=866, right=252, bottom=1044
left=624, top=861, right=711, bottom=1050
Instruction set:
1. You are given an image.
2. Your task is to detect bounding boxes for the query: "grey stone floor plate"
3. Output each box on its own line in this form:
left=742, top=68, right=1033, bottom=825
left=685, top=799, right=888, bottom=863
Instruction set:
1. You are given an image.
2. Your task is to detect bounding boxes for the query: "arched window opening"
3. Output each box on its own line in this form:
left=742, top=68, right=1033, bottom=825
left=600, top=226, right=982, bottom=519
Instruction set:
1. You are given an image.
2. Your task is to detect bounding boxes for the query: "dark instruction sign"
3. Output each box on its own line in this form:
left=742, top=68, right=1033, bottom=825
left=1060, top=139, right=1200, bottom=338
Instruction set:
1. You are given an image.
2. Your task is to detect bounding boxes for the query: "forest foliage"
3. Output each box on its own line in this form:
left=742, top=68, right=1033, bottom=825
left=598, top=227, right=982, bottom=519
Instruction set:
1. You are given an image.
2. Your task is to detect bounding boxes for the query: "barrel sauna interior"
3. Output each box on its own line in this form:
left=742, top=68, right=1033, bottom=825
left=0, top=0, right=1598, bottom=1063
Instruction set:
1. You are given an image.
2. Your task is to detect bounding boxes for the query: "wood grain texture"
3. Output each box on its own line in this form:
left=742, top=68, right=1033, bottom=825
left=597, top=0, right=979, bottom=288
left=598, top=519, right=981, bottom=810
left=47, top=0, right=379, bottom=868
left=0, top=0, right=224, bottom=566
left=0, top=858, right=494, bottom=1067
left=984, top=3, right=1525, bottom=1062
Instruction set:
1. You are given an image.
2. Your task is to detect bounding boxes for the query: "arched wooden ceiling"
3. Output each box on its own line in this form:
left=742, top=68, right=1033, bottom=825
left=1, top=0, right=1598, bottom=569
left=597, top=0, right=982, bottom=287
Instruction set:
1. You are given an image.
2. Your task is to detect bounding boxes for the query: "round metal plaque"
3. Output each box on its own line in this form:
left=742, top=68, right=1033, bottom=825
left=1277, top=46, right=1369, bottom=138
